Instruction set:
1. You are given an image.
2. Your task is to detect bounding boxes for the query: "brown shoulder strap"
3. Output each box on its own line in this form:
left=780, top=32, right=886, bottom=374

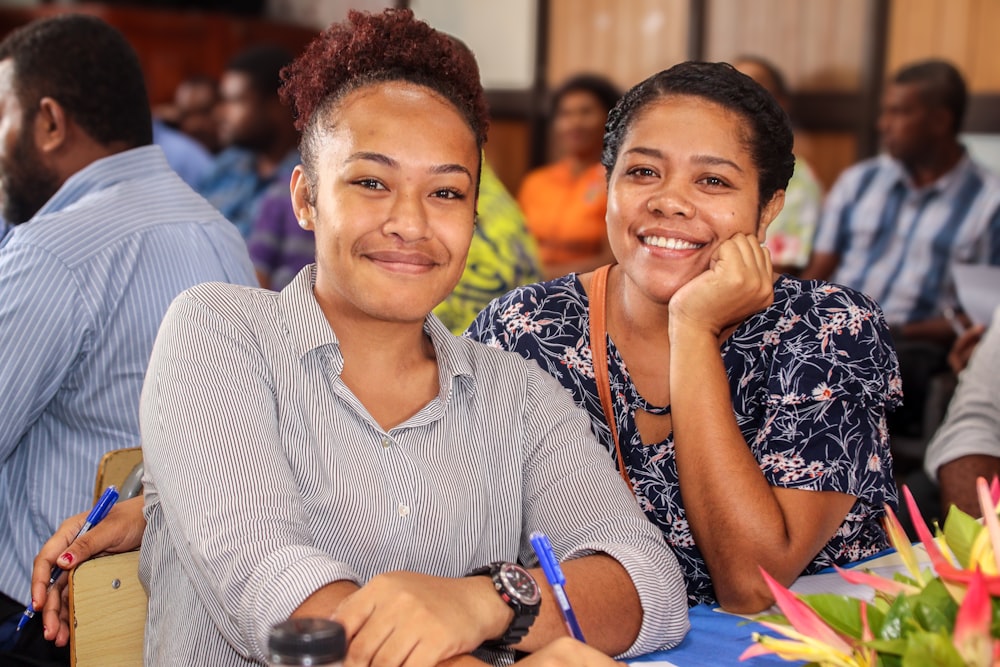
left=587, top=264, right=634, bottom=495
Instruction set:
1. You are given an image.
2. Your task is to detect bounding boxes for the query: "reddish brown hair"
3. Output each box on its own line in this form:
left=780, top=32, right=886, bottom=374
left=280, top=8, right=488, bottom=194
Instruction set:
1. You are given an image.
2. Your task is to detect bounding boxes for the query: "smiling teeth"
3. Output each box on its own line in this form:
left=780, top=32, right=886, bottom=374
left=643, top=236, right=704, bottom=250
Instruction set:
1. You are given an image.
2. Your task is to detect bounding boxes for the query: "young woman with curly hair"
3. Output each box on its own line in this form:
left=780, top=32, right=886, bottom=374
left=29, top=9, right=688, bottom=667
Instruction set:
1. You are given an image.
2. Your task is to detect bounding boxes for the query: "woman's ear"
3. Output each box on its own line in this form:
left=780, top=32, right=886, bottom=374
left=756, top=190, right=786, bottom=243
left=289, top=165, right=316, bottom=230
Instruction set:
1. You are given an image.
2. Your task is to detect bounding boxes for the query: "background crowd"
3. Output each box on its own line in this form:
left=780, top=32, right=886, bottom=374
left=0, top=3, right=999, bottom=667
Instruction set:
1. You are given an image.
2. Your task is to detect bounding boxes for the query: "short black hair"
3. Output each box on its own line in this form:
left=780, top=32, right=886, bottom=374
left=551, top=74, right=621, bottom=116
left=0, top=13, right=152, bottom=148
left=602, top=61, right=794, bottom=210
left=893, top=59, right=967, bottom=135
left=227, top=45, right=294, bottom=100
left=732, top=55, right=789, bottom=99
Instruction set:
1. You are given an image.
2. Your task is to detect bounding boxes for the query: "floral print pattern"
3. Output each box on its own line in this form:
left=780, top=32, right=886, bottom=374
left=467, top=274, right=902, bottom=606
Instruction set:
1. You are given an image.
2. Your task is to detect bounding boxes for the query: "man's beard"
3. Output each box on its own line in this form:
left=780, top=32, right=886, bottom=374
left=1, top=128, right=61, bottom=225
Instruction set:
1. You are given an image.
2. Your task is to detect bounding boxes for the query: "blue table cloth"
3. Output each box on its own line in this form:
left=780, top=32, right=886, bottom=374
left=630, top=604, right=797, bottom=666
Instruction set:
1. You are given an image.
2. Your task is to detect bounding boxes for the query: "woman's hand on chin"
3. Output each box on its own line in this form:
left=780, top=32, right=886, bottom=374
left=668, top=233, right=774, bottom=339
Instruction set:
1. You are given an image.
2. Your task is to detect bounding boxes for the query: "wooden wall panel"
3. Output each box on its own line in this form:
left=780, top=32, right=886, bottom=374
left=484, top=120, right=532, bottom=196
left=887, top=0, right=1000, bottom=92
left=704, top=0, right=868, bottom=91
left=546, top=0, right=689, bottom=91
left=0, top=4, right=317, bottom=105
left=793, top=131, right=858, bottom=192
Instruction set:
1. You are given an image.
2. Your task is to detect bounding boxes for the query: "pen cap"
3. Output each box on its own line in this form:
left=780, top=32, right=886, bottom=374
left=268, top=618, right=346, bottom=666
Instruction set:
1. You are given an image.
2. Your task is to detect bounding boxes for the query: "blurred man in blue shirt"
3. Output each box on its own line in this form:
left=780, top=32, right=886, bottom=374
left=196, top=45, right=300, bottom=239
left=0, top=15, right=257, bottom=665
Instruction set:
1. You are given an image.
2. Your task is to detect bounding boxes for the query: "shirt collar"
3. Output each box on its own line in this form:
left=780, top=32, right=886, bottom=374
left=33, top=145, right=170, bottom=219
left=277, top=265, right=476, bottom=389
left=886, top=148, right=976, bottom=195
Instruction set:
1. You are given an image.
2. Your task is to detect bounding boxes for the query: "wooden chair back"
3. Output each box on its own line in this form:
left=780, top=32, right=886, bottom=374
left=69, top=446, right=147, bottom=666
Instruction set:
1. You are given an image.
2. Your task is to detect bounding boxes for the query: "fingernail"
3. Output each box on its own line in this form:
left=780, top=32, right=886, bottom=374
left=59, top=552, right=73, bottom=565
left=31, top=600, right=37, bottom=609
left=43, top=625, right=48, bottom=634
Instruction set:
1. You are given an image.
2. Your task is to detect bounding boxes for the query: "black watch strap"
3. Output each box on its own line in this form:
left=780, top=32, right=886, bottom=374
left=468, top=561, right=541, bottom=647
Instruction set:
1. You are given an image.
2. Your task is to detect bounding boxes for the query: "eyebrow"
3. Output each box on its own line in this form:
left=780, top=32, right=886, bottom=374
left=623, top=147, right=744, bottom=172
left=346, top=151, right=473, bottom=182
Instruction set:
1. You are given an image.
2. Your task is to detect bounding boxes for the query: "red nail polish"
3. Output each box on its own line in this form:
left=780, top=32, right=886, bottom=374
left=60, top=552, right=74, bottom=565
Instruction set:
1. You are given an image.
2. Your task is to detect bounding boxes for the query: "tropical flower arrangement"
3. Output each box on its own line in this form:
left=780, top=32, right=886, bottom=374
left=740, top=478, right=1000, bottom=666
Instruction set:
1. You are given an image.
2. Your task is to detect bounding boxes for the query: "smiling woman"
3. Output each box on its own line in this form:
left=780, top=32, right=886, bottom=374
left=468, top=61, right=903, bottom=614
left=130, top=8, right=688, bottom=667
left=289, top=82, right=479, bottom=330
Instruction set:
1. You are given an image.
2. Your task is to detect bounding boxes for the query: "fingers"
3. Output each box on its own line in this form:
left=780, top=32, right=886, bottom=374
left=31, top=511, right=87, bottom=612
left=948, top=324, right=986, bottom=374
left=32, top=496, right=146, bottom=633
left=519, top=637, right=621, bottom=666
left=335, top=577, right=469, bottom=667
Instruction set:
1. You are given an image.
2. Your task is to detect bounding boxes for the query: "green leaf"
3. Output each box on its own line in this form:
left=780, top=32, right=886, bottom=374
left=878, top=595, right=917, bottom=640
left=912, top=601, right=952, bottom=634
left=908, top=580, right=958, bottom=634
left=942, top=505, right=982, bottom=568
left=866, top=637, right=909, bottom=656
left=800, top=594, right=864, bottom=638
left=866, top=603, right=887, bottom=638
left=900, top=632, right=965, bottom=667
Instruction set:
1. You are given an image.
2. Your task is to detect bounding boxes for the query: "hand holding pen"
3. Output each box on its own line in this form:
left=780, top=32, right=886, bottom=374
left=530, top=531, right=586, bottom=643
left=16, top=485, right=120, bottom=633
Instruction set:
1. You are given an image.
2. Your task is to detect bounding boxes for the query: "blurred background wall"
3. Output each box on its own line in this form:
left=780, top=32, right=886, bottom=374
left=1, top=0, right=998, bottom=195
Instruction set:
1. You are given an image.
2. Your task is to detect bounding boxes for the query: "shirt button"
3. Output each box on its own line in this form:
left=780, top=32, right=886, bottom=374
left=381, top=436, right=392, bottom=449
left=397, top=503, right=410, bottom=517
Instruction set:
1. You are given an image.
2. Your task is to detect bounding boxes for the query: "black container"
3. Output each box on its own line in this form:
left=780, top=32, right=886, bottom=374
left=268, top=618, right=346, bottom=666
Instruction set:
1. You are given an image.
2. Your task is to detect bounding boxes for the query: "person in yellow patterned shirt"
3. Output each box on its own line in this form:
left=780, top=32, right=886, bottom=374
left=433, top=159, right=542, bottom=333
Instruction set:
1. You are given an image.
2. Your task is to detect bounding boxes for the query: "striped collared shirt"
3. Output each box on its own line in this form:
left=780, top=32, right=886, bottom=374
left=0, top=145, right=257, bottom=605
left=139, top=267, right=688, bottom=666
left=812, top=152, right=1000, bottom=324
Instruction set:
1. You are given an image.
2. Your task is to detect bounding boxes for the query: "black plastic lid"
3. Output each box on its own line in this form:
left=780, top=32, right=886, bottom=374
left=268, top=618, right=346, bottom=664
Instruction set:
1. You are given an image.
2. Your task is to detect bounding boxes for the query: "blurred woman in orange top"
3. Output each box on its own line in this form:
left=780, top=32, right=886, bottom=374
left=518, top=74, right=620, bottom=279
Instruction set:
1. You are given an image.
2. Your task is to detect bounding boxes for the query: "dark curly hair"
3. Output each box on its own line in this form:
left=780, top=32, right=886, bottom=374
left=0, top=13, right=152, bottom=148
left=227, top=45, right=293, bottom=100
left=280, top=9, right=488, bottom=194
left=551, top=73, right=621, bottom=116
left=602, top=61, right=794, bottom=211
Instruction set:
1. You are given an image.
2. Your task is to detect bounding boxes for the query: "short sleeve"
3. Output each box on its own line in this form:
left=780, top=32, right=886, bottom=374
left=924, top=305, right=1000, bottom=478
left=754, top=284, right=901, bottom=508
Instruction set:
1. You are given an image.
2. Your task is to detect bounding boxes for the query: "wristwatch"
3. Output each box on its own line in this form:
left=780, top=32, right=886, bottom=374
left=468, top=561, right=541, bottom=646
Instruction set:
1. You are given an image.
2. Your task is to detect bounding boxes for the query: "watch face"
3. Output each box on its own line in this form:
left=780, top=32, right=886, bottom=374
left=499, top=563, right=541, bottom=605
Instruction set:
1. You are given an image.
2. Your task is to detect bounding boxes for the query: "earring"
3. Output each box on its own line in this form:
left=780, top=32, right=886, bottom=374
left=297, top=218, right=309, bottom=229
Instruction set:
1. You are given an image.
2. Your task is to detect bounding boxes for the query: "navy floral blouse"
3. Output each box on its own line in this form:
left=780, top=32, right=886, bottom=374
left=466, top=273, right=902, bottom=606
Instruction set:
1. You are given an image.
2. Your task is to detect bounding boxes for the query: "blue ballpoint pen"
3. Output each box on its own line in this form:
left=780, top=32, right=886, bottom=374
left=529, top=531, right=586, bottom=642
left=15, top=485, right=120, bottom=633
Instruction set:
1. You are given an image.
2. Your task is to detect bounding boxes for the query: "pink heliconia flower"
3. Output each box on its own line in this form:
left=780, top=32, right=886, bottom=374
left=976, top=478, right=1000, bottom=575
left=756, top=568, right=854, bottom=656
left=900, top=484, right=1000, bottom=596
left=834, top=565, right=919, bottom=597
left=882, top=502, right=930, bottom=584
left=953, top=568, right=993, bottom=666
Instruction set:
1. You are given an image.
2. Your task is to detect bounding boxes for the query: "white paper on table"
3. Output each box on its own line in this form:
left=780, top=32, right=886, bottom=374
left=788, top=545, right=932, bottom=601
left=952, top=264, right=1000, bottom=326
